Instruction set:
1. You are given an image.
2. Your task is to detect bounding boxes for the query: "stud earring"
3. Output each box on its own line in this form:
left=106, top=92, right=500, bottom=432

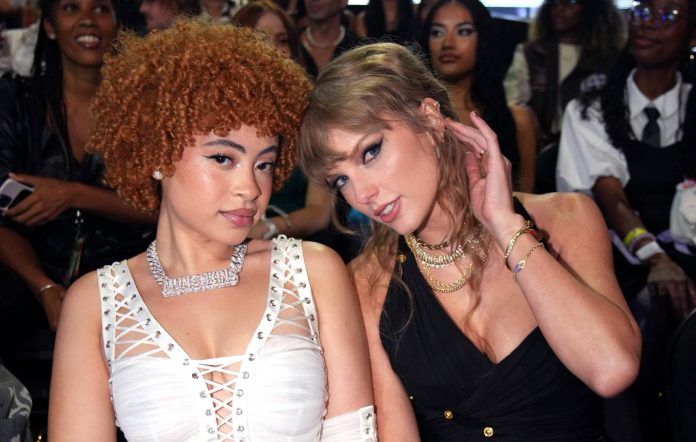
left=434, top=101, right=441, bottom=111
left=152, top=169, right=164, bottom=180
left=48, top=33, right=56, bottom=39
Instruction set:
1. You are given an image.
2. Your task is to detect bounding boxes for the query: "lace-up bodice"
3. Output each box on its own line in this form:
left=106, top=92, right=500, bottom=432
left=98, top=237, right=327, bottom=441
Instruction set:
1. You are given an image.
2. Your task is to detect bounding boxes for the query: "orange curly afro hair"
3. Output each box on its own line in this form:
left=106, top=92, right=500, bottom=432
left=88, top=19, right=312, bottom=212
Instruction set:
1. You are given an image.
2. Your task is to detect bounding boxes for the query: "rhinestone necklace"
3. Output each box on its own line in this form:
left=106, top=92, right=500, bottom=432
left=146, top=240, right=248, bottom=297
left=305, top=25, right=345, bottom=49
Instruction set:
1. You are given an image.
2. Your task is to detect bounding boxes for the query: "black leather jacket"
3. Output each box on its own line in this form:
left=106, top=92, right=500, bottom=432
left=0, top=73, right=152, bottom=284
left=524, top=38, right=618, bottom=144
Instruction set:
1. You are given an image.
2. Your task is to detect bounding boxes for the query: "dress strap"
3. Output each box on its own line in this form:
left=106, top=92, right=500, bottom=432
left=97, top=264, right=117, bottom=371
left=269, top=236, right=320, bottom=341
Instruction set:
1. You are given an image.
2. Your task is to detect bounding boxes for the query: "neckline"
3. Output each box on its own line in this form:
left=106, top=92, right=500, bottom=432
left=393, top=236, right=541, bottom=367
left=118, top=259, right=267, bottom=364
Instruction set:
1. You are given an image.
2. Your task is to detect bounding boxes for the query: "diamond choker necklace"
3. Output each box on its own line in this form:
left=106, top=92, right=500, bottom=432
left=146, top=240, right=248, bottom=297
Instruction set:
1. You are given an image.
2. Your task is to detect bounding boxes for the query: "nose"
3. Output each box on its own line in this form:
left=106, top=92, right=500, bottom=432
left=442, top=29, right=455, bottom=49
left=77, top=7, right=98, bottom=24
left=350, top=176, right=378, bottom=207
left=233, top=167, right=263, bottom=202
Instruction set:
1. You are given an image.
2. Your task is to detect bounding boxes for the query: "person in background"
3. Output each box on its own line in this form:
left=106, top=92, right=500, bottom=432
left=557, top=0, right=696, bottom=438
left=300, top=0, right=360, bottom=78
left=233, top=0, right=302, bottom=62
left=298, top=42, right=640, bottom=441
left=139, top=0, right=200, bottom=31
left=355, top=0, right=417, bottom=44
left=234, top=0, right=333, bottom=241
left=504, top=0, right=624, bottom=147
left=48, top=19, right=374, bottom=441
left=423, top=0, right=536, bottom=192
left=0, top=0, right=154, bottom=339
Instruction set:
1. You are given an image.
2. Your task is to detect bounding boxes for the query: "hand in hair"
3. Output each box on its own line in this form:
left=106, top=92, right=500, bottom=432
left=445, top=114, right=522, bottom=245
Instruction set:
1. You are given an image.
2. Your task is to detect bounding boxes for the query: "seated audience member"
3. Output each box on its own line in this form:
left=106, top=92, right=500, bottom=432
left=0, top=0, right=154, bottom=342
left=298, top=42, right=640, bottom=441
left=233, top=1, right=333, bottom=241
left=48, top=19, right=375, bottom=441
left=300, top=0, right=360, bottom=79
left=139, top=0, right=200, bottom=31
left=504, top=0, right=625, bottom=146
left=355, top=0, right=418, bottom=44
left=422, top=0, right=536, bottom=191
left=234, top=0, right=303, bottom=62
left=557, top=1, right=696, bottom=438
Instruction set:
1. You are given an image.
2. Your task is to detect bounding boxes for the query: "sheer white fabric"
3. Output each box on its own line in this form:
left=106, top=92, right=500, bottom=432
left=98, top=237, right=333, bottom=441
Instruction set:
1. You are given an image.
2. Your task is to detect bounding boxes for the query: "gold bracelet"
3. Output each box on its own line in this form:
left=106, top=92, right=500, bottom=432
left=504, top=220, right=533, bottom=266
left=37, top=283, right=58, bottom=296
left=512, top=242, right=545, bottom=284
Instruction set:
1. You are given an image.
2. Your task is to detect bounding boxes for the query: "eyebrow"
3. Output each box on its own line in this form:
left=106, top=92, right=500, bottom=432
left=203, top=139, right=279, bottom=156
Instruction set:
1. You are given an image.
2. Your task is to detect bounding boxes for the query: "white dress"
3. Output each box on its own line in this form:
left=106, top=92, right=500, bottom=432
left=97, top=236, right=373, bottom=441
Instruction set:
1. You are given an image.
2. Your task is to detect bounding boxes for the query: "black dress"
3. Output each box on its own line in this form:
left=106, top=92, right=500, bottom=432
left=380, top=204, right=605, bottom=441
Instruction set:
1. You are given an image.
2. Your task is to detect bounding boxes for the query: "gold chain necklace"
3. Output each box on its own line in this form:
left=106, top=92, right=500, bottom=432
left=405, top=230, right=493, bottom=293
left=421, top=237, right=493, bottom=293
left=404, top=234, right=465, bottom=267
left=415, top=237, right=452, bottom=250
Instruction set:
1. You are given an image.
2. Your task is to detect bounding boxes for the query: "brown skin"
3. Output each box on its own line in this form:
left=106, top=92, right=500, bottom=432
left=301, top=0, right=347, bottom=71
left=550, top=0, right=583, bottom=44
left=0, top=0, right=155, bottom=330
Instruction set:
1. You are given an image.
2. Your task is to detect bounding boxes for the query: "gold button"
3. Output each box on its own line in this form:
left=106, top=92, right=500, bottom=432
left=443, top=410, right=453, bottom=420
left=483, top=426, right=494, bottom=437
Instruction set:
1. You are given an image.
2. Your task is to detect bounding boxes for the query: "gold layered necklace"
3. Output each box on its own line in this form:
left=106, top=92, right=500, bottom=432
left=404, top=226, right=493, bottom=293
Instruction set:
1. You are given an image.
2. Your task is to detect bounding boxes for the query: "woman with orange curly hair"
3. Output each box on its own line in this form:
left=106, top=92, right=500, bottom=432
left=47, top=19, right=375, bottom=441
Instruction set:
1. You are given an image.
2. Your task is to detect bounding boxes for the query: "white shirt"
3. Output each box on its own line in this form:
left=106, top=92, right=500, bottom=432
left=556, top=69, right=691, bottom=193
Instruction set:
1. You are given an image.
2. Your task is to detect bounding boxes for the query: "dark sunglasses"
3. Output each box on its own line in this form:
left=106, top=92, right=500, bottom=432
left=630, top=1, right=685, bottom=28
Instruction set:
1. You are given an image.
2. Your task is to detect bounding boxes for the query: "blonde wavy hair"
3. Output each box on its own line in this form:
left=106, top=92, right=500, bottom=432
left=298, top=43, right=487, bottom=296
left=89, top=19, right=312, bottom=212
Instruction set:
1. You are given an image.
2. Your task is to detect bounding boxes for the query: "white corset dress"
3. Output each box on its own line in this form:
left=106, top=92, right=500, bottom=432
left=97, top=237, right=331, bottom=441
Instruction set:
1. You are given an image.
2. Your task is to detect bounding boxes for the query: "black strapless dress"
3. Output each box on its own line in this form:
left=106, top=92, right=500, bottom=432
left=380, top=204, right=606, bottom=441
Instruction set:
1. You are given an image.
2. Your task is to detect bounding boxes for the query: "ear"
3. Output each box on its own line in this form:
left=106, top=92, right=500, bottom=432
left=43, top=17, right=56, bottom=39
left=420, top=97, right=445, bottom=138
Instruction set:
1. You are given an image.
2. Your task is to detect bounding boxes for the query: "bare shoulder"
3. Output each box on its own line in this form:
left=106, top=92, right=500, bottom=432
left=64, top=271, right=100, bottom=314
left=517, top=192, right=607, bottom=251
left=518, top=192, right=602, bottom=225
left=300, top=240, right=352, bottom=298
left=300, top=240, right=346, bottom=274
left=348, top=252, right=393, bottom=319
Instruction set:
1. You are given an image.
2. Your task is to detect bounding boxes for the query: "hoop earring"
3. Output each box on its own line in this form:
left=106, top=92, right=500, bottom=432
left=152, top=169, right=164, bottom=180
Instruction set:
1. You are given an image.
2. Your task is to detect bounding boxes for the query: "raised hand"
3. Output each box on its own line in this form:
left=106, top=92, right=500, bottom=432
left=445, top=113, right=522, bottom=243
